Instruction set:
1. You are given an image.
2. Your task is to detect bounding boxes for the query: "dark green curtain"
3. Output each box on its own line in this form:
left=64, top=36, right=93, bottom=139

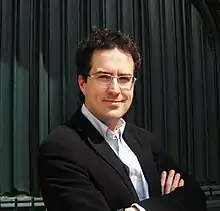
left=0, top=0, right=220, bottom=206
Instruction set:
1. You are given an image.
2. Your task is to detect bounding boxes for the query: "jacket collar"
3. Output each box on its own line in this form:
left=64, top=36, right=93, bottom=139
left=81, top=104, right=126, bottom=140
left=68, top=108, right=160, bottom=198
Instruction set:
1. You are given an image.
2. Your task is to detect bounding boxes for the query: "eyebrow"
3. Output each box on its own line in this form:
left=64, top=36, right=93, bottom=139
left=94, top=70, right=133, bottom=76
left=117, top=73, right=133, bottom=76
left=94, top=71, right=110, bottom=75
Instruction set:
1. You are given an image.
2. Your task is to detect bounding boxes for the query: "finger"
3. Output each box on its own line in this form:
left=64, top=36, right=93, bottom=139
left=171, top=173, right=180, bottom=191
left=124, top=208, right=138, bottom=211
left=179, top=178, right=184, bottom=187
left=161, top=171, right=167, bottom=186
left=160, top=171, right=167, bottom=195
left=165, top=170, right=175, bottom=194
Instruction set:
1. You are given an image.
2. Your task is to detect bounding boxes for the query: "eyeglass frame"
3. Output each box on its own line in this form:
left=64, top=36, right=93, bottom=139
left=87, top=71, right=137, bottom=90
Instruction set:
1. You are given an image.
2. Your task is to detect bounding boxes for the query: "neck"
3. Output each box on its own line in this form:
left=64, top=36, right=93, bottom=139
left=82, top=104, right=121, bottom=131
left=99, top=117, right=119, bottom=131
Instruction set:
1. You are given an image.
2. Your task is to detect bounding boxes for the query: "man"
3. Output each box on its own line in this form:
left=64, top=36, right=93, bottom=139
left=38, top=29, right=206, bottom=211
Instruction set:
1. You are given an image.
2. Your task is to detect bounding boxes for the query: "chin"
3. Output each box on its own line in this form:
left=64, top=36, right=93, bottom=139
left=105, top=110, right=125, bottom=119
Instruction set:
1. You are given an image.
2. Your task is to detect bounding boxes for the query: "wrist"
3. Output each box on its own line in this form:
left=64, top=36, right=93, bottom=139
left=117, top=208, right=138, bottom=211
left=125, top=208, right=138, bottom=211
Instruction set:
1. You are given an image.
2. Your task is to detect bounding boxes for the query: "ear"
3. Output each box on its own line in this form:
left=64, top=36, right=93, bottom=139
left=78, top=75, right=86, bottom=94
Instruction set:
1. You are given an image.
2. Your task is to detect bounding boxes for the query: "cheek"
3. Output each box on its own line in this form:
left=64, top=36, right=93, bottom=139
left=85, top=85, right=106, bottom=101
left=127, top=96, right=133, bottom=105
left=129, top=91, right=134, bottom=100
left=124, top=90, right=134, bottom=101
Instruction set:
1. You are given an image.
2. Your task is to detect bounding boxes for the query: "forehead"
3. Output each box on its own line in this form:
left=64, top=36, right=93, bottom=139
left=90, top=48, right=134, bottom=74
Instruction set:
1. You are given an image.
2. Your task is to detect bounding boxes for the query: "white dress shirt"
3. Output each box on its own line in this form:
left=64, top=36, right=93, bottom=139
left=81, top=105, right=149, bottom=210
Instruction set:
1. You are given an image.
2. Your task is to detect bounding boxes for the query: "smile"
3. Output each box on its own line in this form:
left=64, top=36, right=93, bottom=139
left=103, top=100, right=124, bottom=104
left=103, top=100, right=123, bottom=103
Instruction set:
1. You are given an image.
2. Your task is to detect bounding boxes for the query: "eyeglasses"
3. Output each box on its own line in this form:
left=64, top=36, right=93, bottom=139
left=88, top=73, right=137, bottom=89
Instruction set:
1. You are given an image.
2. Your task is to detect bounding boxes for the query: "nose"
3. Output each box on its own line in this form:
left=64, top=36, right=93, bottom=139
left=107, top=77, right=121, bottom=95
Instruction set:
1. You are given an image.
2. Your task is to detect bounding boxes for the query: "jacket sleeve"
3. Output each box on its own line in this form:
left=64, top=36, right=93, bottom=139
left=38, top=140, right=111, bottom=211
left=139, top=132, right=207, bottom=211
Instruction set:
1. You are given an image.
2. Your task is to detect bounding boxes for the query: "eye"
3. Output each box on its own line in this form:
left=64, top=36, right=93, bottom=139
left=96, top=74, right=111, bottom=82
left=118, top=76, right=132, bottom=83
left=97, top=75, right=111, bottom=79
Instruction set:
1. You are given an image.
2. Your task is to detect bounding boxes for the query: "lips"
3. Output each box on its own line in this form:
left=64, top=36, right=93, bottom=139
left=103, top=100, right=124, bottom=103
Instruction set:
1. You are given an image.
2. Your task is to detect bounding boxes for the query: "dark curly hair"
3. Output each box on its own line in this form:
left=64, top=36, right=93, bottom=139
left=75, top=28, right=141, bottom=102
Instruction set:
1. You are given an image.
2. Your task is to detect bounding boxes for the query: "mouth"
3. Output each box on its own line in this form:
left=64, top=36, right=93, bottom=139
left=103, top=100, right=124, bottom=103
left=103, top=100, right=124, bottom=104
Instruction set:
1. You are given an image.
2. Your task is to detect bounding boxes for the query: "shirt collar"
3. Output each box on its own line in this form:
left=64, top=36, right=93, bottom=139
left=81, top=104, right=126, bottom=140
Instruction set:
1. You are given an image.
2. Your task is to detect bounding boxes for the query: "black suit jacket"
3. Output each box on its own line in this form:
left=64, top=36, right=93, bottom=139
left=38, top=109, right=206, bottom=211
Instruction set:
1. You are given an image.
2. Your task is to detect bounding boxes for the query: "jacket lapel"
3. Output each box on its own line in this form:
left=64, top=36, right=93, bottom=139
left=69, top=109, right=139, bottom=200
left=123, top=124, right=161, bottom=197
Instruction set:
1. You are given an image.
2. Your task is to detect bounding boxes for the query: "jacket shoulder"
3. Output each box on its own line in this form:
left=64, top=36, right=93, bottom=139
left=38, top=123, right=82, bottom=155
left=126, top=122, right=155, bottom=140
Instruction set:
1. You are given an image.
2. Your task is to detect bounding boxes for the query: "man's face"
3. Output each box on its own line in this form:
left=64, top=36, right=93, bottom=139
left=78, top=48, right=135, bottom=125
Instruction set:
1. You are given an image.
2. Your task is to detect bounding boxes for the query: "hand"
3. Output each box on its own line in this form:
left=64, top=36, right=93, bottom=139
left=161, top=169, right=184, bottom=195
left=124, top=208, right=138, bottom=211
